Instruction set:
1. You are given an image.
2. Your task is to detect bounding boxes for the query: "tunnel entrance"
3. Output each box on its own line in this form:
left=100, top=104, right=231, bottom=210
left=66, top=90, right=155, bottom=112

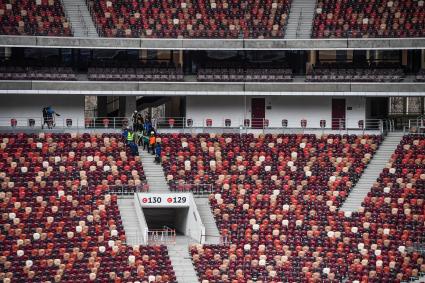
left=142, top=207, right=189, bottom=234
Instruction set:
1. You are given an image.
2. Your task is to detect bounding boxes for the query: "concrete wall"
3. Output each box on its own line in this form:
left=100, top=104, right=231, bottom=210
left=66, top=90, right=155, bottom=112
left=1, top=81, right=425, bottom=93
left=186, top=95, right=366, bottom=128
left=1, top=35, right=425, bottom=50
left=0, top=94, right=85, bottom=127
left=186, top=96, right=247, bottom=127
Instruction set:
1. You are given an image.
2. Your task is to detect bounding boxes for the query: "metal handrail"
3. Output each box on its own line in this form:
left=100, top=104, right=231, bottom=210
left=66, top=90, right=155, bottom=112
left=168, top=182, right=214, bottom=195
left=146, top=228, right=176, bottom=245
left=155, top=116, right=385, bottom=133
left=78, top=7, right=89, bottom=37
left=201, top=234, right=231, bottom=245
left=0, top=116, right=131, bottom=130
left=295, top=9, right=303, bottom=38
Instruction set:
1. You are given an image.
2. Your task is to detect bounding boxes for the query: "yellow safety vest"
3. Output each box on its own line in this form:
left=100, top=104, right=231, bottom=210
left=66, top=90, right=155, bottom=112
left=127, top=132, right=134, bottom=141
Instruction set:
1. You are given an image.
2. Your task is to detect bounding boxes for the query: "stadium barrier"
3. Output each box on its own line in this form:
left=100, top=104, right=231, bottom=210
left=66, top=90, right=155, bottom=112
left=408, top=116, right=425, bottom=134
left=168, top=183, right=214, bottom=196
left=146, top=226, right=177, bottom=245
left=155, top=117, right=387, bottom=134
left=0, top=116, right=392, bottom=135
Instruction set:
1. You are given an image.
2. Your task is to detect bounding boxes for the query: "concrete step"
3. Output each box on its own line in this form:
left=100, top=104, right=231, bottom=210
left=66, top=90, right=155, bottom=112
left=139, top=148, right=171, bottom=193
left=167, top=237, right=198, bottom=283
left=340, top=134, right=403, bottom=212
left=61, top=0, right=98, bottom=37
left=117, top=198, right=143, bottom=245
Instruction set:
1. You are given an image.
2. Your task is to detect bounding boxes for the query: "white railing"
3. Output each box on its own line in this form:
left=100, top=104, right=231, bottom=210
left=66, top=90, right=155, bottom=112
left=168, top=182, right=214, bottom=195
left=146, top=226, right=176, bottom=245
left=201, top=234, right=231, bottom=245
left=407, top=116, right=425, bottom=134
left=0, top=116, right=388, bottom=134
left=0, top=116, right=130, bottom=130
left=155, top=117, right=385, bottom=133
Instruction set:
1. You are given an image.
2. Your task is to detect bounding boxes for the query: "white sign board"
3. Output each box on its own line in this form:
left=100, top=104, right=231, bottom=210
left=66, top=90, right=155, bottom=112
left=137, top=193, right=191, bottom=208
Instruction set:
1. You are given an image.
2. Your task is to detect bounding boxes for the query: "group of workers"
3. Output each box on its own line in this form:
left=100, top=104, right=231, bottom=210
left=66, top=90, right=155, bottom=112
left=123, top=111, right=161, bottom=162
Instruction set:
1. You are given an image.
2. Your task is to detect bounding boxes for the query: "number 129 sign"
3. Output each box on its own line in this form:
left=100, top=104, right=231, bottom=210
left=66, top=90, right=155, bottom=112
left=138, top=194, right=190, bottom=207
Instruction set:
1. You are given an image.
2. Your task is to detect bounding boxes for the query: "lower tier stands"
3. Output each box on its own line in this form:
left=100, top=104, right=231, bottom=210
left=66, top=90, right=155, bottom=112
left=312, top=0, right=425, bottom=38
left=0, top=0, right=71, bottom=36
left=0, top=66, right=76, bottom=81
left=306, top=64, right=404, bottom=82
left=0, top=133, right=176, bottom=282
left=88, top=0, right=292, bottom=38
left=188, top=134, right=425, bottom=282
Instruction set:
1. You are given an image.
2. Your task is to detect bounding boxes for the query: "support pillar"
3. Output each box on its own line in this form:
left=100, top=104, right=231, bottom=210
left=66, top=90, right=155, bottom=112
left=402, top=50, right=408, bottom=66
left=422, top=50, right=425, bottom=69
left=306, top=51, right=316, bottom=73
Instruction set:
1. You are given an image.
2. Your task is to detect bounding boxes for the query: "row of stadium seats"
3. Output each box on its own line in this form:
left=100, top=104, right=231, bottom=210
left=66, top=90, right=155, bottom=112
left=0, top=66, right=76, bottom=81
left=197, top=64, right=293, bottom=82
left=2, top=65, right=422, bottom=82
left=306, top=64, right=405, bottom=82
left=88, top=66, right=184, bottom=82
left=0, top=0, right=71, bottom=36
left=0, top=133, right=177, bottom=282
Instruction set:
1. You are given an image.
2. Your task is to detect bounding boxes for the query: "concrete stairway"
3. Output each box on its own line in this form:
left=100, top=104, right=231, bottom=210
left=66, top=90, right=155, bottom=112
left=284, top=0, right=316, bottom=39
left=194, top=197, right=221, bottom=244
left=139, top=149, right=169, bottom=193
left=167, top=236, right=199, bottom=283
left=61, top=0, right=98, bottom=37
left=340, top=132, right=404, bottom=212
left=117, top=198, right=143, bottom=246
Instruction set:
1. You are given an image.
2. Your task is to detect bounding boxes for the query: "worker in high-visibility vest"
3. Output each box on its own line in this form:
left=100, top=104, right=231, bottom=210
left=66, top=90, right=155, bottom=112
left=126, top=129, right=135, bottom=144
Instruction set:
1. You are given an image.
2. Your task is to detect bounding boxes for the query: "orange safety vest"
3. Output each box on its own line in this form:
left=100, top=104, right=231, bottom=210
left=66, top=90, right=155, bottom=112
left=149, top=136, right=156, bottom=145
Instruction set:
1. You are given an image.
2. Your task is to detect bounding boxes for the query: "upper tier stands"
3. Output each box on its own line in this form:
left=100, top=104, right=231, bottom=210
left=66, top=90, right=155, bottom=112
left=306, top=63, right=405, bottom=82
left=88, top=0, right=292, bottom=38
left=0, top=133, right=176, bottom=282
left=158, top=133, right=424, bottom=282
left=313, top=0, right=425, bottom=38
left=0, top=0, right=71, bottom=36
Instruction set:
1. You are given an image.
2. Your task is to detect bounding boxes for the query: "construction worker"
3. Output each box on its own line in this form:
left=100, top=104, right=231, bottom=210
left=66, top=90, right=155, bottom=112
left=126, top=129, right=135, bottom=144
left=148, top=131, right=156, bottom=154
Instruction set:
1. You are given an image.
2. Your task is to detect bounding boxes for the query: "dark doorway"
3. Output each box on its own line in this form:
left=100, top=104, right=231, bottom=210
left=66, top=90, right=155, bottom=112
left=251, top=98, right=265, bottom=128
left=366, top=98, right=389, bottom=119
left=332, top=99, right=346, bottom=129
left=143, top=208, right=188, bottom=234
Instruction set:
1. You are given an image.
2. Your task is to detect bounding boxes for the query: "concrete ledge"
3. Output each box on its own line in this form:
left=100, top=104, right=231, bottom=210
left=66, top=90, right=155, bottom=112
left=1, top=80, right=425, bottom=94
left=1, top=35, right=425, bottom=50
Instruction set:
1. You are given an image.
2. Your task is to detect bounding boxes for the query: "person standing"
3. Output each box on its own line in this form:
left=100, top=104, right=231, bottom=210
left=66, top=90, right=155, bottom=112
left=148, top=131, right=156, bottom=154
left=154, top=142, right=162, bottom=164
left=131, top=111, right=139, bottom=131
left=42, top=106, right=60, bottom=129
left=126, top=129, right=135, bottom=145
